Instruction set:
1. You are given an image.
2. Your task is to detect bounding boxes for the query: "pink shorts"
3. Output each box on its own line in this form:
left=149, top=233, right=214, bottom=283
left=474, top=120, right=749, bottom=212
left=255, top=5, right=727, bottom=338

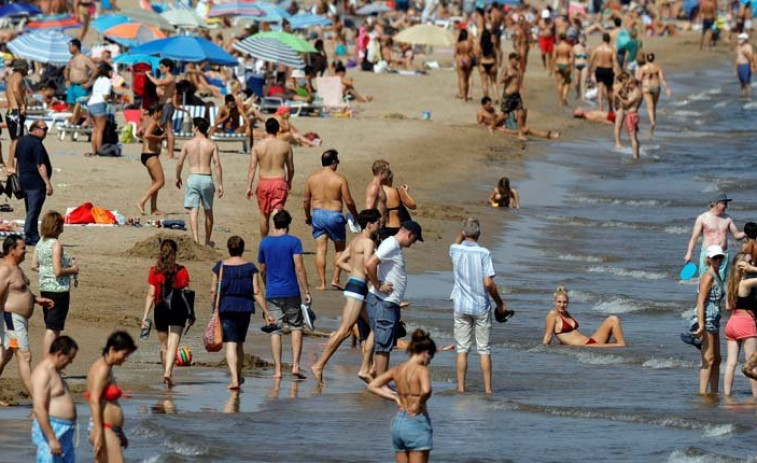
left=725, top=310, right=757, bottom=341
left=625, top=112, right=639, bottom=133
left=256, top=177, right=288, bottom=215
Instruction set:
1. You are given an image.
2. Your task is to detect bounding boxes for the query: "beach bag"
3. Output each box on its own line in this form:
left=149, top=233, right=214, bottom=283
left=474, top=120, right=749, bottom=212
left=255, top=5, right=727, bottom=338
left=203, top=265, right=223, bottom=352
left=616, top=29, right=630, bottom=51
left=4, top=175, right=23, bottom=200
left=161, top=265, right=195, bottom=321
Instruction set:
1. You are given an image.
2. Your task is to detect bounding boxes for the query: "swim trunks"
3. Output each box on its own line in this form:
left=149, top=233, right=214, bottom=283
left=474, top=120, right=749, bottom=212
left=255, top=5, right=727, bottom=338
left=392, top=411, right=433, bottom=452
left=624, top=112, right=639, bottom=133
left=738, top=63, right=752, bottom=85
left=501, top=92, right=523, bottom=115
left=66, top=84, right=89, bottom=105
left=3, top=311, right=29, bottom=350
left=702, top=18, right=715, bottom=34
left=724, top=309, right=757, bottom=341
left=538, top=36, right=555, bottom=53
left=141, top=152, right=159, bottom=166
left=594, top=66, right=614, bottom=87
left=32, top=417, right=76, bottom=463
left=366, top=292, right=400, bottom=353
left=6, top=109, right=24, bottom=141
left=311, top=209, right=347, bottom=242
left=344, top=276, right=368, bottom=302
left=266, top=296, right=304, bottom=335
left=256, top=177, right=288, bottom=215
left=41, top=291, right=70, bottom=332
left=607, top=111, right=616, bottom=123
left=184, top=173, right=215, bottom=210
left=160, top=102, right=175, bottom=126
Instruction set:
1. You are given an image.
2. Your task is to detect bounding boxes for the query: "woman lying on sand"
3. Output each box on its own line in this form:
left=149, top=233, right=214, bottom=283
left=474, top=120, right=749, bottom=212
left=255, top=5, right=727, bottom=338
left=542, top=286, right=627, bottom=348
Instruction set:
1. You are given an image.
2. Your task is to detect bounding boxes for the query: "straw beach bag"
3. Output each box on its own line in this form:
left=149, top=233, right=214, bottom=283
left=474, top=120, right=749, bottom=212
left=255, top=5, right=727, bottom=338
left=203, top=264, right=223, bottom=352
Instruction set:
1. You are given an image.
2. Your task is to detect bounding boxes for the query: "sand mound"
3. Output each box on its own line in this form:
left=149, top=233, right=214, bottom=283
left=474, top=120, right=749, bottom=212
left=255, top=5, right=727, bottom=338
left=124, top=232, right=220, bottom=261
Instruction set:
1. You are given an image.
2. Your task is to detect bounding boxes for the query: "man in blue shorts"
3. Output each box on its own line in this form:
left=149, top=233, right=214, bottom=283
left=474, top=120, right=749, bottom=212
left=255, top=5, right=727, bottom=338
left=366, top=221, right=423, bottom=376
left=304, top=149, right=360, bottom=290
left=64, top=39, right=95, bottom=109
left=258, top=210, right=312, bottom=379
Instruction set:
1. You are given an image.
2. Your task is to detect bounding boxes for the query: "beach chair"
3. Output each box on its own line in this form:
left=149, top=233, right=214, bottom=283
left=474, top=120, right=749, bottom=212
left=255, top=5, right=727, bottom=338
left=207, top=106, right=250, bottom=154
left=173, top=105, right=209, bottom=140
left=258, top=97, right=322, bottom=117
left=315, top=76, right=349, bottom=113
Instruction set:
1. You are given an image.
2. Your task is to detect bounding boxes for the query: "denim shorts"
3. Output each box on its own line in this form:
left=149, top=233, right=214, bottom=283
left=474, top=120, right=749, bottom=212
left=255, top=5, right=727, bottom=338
left=688, top=303, right=721, bottom=334
left=392, top=411, right=433, bottom=452
left=88, top=102, right=107, bottom=117
left=366, top=292, right=400, bottom=353
left=311, top=209, right=346, bottom=242
left=220, top=311, right=251, bottom=343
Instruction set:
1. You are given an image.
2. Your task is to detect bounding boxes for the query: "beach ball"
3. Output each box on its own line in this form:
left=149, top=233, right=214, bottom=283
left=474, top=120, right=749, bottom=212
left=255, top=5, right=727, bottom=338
left=175, top=347, right=193, bottom=366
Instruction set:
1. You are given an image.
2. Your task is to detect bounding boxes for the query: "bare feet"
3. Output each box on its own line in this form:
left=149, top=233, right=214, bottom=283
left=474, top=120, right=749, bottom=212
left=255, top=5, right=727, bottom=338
left=331, top=282, right=345, bottom=291
left=152, top=210, right=165, bottom=216
left=316, top=284, right=326, bottom=291
left=136, top=204, right=145, bottom=215
left=292, top=370, right=307, bottom=380
left=311, top=365, right=323, bottom=384
left=273, top=372, right=283, bottom=379
left=163, top=376, right=173, bottom=388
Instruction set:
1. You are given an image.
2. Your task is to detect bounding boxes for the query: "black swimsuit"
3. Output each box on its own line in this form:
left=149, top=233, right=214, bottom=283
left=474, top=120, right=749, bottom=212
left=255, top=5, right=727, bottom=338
left=141, top=152, right=159, bottom=166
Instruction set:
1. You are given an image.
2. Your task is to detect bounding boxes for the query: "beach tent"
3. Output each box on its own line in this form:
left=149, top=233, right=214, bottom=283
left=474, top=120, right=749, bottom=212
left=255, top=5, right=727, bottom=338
left=8, top=29, right=85, bottom=65
left=129, top=36, right=238, bottom=65
left=233, top=36, right=306, bottom=68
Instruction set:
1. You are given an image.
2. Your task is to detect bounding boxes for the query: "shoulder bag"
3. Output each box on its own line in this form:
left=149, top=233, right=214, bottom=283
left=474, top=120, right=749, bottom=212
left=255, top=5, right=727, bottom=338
left=202, top=263, right=224, bottom=352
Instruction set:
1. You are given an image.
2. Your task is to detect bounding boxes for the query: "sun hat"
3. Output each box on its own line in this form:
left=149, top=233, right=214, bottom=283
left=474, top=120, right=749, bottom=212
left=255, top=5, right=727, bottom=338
left=706, top=244, right=726, bottom=258
left=541, top=9, right=550, bottom=19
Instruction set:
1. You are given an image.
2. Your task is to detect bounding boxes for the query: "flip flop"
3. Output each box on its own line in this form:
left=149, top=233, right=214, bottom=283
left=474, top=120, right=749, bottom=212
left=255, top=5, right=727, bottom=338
left=494, top=309, right=515, bottom=323
left=680, top=332, right=702, bottom=350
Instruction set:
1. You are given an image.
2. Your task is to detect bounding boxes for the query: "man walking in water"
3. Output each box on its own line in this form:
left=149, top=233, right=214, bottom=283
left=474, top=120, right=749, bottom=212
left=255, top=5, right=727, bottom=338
left=684, top=194, right=745, bottom=280
left=30, top=336, right=78, bottom=462
left=619, top=78, right=642, bottom=159
left=247, top=118, right=294, bottom=238
left=311, top=209, right=381, bottom=384
left=0, top=235, right=54, bottom=393
left=146, top=59, right=177, bottom=158
left=589, top=33, right=619, bottom=112
left=450, top=218, right=510, bottom=394
left=176, top=117, right=224, bottom=246
left=499, top=53, right=526, bottom=141
left=700, top=0, right=717, bottom=50
left=736, top=33, right=756, bottom=97
left=6, top=59, right=29, bottom=170
left=303, top=149, right=359, bottom=290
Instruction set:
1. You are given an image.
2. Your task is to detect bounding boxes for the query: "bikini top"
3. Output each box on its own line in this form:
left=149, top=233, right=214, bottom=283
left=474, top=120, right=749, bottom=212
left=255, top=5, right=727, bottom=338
left=84, top=383, right=123, bottom=402
left=576, top=53, right=588, bottom=59
left=558, top=314, right=578, bottom=334
left=737, top=286, right=757, bottom=313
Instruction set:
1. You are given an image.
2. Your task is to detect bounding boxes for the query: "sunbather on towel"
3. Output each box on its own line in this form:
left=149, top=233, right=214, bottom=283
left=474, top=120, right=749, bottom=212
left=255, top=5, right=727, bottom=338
left=210, top=95, right=249, bottom=136
left=274, top=107, right=321, bottom=148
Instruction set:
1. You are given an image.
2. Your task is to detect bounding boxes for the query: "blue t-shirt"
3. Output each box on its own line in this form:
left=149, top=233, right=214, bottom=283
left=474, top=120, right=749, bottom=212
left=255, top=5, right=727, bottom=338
left=258, top=234, right=303, bottom=298
left=212, top=261, right=258, bottom=313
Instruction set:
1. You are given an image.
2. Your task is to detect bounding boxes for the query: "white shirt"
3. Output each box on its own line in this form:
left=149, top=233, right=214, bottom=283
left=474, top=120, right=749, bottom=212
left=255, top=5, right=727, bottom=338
left=87, top=76, right=112, bottom=105
left=369, top=236, right=407, bottom=305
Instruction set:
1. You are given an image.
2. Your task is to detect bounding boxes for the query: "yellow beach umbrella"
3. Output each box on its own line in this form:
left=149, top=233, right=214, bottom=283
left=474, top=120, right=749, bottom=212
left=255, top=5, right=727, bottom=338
left=394, top=25, right=454, bottom=47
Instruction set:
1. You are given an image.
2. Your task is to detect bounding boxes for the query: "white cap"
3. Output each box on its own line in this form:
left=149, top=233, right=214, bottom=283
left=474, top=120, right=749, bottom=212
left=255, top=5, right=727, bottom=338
left=739, top=32, right=749, bottom=42
left=291, top=69, right=305, bottom=78
left=706, top=244, right=726, bottom=258
left=541, top=9, right=550, bottom=19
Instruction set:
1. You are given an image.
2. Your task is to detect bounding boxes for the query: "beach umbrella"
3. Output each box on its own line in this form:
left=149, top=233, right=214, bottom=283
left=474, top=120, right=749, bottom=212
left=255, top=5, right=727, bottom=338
left=104, top=23, right=166, bottom=47
left=129, top=36, right=238, bottom=65
left=233, top=36, right=305, bottom=68
left=8, top=29, right=84, bottom=65
left=0, top=3, right=42, bottom=17
left=394, top=25, right=454, bottom=47
left=288, top=13, right=332, bottom=29
left=208, top=1, right=264, bottom=17
left=160, top=9, right=205, bottom=28
left=25, top=14, right=81, bottom=31
left=113, top=52, right=161, bottom=69
left=252, top=31, right=316, bottom=52
left=356, top=2, right=392, bottom=15
left=120, top=7, right=174, bottom=30
left=92, top=14, right=133, bottom=33
left=244, top=3, right=290, bottom=22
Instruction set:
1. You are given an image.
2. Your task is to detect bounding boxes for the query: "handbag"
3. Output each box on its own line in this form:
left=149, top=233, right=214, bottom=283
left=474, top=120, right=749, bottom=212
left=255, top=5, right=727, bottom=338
left=4, top=174, right=24, bottom=200
left=202, top=264, right=224, bottom=352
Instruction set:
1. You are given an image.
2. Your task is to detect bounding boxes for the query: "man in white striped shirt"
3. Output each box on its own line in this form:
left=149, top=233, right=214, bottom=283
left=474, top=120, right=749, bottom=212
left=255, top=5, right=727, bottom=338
left=449, top=217, right=510, bottom=394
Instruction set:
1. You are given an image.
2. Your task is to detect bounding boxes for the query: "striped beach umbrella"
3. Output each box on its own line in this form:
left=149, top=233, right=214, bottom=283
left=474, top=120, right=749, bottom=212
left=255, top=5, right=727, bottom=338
left=119, top=7, right=174, bottom=30
left=8, top=30, right=82, bottom=65
left=25, top=14, right=81, bottom=31
left=233, top=36, right=305, bottom=68
left=253, top=31, right=316, bottom=52
left=243, top=2, right=289, bottom=22
left=288, top=13, right=332, bottom=29
left=208, top=1, right=264, bottom=17
left=105, top=23, right=166, bottom=47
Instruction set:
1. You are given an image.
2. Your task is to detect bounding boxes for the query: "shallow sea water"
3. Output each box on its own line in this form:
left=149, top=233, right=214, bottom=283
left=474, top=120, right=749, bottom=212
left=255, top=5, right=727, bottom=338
left=3, top=65, right=757, bottom=462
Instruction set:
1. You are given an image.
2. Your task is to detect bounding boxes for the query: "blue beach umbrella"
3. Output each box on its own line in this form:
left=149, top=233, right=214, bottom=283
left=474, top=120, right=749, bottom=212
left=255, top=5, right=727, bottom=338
left=288, top=13, right=332, bottom=29
left=113, top=53, right=161, bottom=70
left=0, top=3, right=42, bottom=17
left=8, top=29, right=85, bottom=65
left=129, top=36, right=238, bottom=65
left=92, top=14, right=133, bottom=34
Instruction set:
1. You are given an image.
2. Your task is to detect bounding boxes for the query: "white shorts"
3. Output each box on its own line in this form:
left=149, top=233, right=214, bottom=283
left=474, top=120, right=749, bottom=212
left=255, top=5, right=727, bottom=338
left=453, top=311, right=492, bottom=355
left=3, top=312, right=29, bottom=350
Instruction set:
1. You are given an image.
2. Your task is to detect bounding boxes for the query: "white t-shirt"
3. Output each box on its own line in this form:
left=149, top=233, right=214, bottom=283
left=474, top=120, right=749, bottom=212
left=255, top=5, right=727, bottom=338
left=87, top=76, right=112, bottom=105
left=369, top=236, right=407, bottom=305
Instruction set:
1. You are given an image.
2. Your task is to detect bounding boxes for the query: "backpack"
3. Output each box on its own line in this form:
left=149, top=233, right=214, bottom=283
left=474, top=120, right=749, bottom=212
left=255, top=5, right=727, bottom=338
left=160, top=266, right=196, bottom=322
left=616, top=29, right=631, bottom=52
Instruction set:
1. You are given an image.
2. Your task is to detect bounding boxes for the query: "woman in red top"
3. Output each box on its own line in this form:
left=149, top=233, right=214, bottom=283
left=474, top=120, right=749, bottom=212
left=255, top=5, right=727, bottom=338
left=140, top=239, right=192, bottom=387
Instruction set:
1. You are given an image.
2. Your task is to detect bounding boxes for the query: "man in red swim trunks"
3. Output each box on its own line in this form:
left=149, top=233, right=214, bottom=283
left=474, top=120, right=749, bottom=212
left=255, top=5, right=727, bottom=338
left=538, top=9, right=555, bottom=73
left=246, top=118, right=294, bottom=237
left=619, top=78, right=642, bottom=159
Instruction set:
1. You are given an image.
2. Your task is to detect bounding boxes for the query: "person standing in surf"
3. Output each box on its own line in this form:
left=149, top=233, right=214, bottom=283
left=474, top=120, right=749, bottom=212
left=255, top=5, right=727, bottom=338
left=692, top=245, right=726, bottom=395
left=684, top=194, right=745, bottom=280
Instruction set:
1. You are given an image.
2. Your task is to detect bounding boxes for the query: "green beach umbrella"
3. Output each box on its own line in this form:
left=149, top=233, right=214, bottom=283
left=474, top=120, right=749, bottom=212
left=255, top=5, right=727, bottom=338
left=252, top=31, right=316, bottom=53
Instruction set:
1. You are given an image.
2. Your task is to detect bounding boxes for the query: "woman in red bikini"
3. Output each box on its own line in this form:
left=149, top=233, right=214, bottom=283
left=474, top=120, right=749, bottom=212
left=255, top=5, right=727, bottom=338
left=542, top=286, right=627, bottom=348
left=87, top=331, right=137, bottom=463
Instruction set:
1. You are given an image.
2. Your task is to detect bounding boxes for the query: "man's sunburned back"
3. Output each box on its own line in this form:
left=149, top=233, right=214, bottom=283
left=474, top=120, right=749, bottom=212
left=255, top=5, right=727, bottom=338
left=185, top=137, right=217, bottom=175
left=308, top=169, right=346, bottom=211
left=254, top=137, right=291, bottom=179
left=1, top=264, right=34, bottom=318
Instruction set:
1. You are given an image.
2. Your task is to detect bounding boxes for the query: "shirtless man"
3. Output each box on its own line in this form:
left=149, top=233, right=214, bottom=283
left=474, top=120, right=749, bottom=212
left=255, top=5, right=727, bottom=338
left=553, top=33, right=574, bottom=107
left=0, top=235, right=54, bottom=393
left=30, top=336, right=78, bottom=462
left=700, top=0, right=717, bottom=50
left=572, top=107, right=616, bottom=124
left=146, top=59, right=177, bottom=158
left=685, top=194, right=745, bottom=280
left=499, top=52, right=526, bottom=140
left=512, top=16, right=531, bottom=78
left=311, top=209, right=381, bottom=384
left=537, top=10, right=555, bottom=73
left=246, top=118, right=294, bottom=238
left=365, top=159, right=390, bottom=227
left=176, top=117, right=224, bottom=246
left=478, top=96, right=560, bottom=139
left=303, top=149, right=360, bottom=290
left=64, top=39, right=96, bottom=110
left=5, top=59, right=28, bottom=172
left=210, top=94, right=249, bottom=136
left=489, top=3, right=506, bottom=66
left=589, top=33, right=619, bottom=112
left=618, top=78, right=642, bottom=159
left=74, top=0, right=94, bottom=40
left=736, top=33, right=756, bottom=97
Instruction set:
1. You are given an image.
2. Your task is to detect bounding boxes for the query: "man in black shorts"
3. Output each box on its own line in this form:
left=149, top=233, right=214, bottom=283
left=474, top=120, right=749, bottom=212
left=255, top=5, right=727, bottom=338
left=499, top=52, right=526, bottom=140
left=6, top=59, right=29, bottom=170
left=589, top=33, right=619, bottom=112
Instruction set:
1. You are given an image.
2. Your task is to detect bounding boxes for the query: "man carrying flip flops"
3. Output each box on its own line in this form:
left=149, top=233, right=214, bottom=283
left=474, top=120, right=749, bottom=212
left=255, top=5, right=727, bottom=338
left=449, top=217, right=513, bottom=395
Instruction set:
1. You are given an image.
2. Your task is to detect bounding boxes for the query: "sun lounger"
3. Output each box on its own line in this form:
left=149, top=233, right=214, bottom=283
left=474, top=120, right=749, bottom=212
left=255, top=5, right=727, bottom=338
left=173, top=104, right=209, bottom=139
left=57, top=120, right=93, bottom=141
left=207, top=106, right=250, bottom=153
left=258, top=97, right=323, bottom=117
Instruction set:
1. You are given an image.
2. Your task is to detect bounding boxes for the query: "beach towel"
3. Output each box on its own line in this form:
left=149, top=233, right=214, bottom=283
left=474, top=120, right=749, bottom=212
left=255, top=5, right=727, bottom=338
left=65, top=203, right=95, bottom=225
left=315, top=76, right=347, bottom=110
